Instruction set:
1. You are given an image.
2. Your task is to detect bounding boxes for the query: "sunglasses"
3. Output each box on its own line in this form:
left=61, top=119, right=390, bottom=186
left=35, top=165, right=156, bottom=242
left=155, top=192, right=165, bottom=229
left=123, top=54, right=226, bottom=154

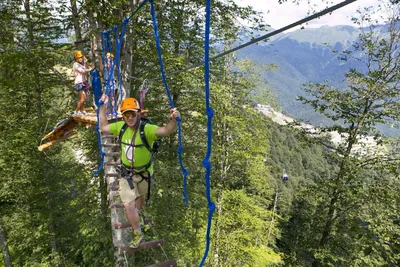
left=122, top=111, right=138, bottom=119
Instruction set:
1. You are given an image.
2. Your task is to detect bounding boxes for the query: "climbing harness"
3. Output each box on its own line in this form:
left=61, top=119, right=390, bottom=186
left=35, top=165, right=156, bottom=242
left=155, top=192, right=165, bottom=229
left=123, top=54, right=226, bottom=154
left=119, top=165, right=152, bottom=201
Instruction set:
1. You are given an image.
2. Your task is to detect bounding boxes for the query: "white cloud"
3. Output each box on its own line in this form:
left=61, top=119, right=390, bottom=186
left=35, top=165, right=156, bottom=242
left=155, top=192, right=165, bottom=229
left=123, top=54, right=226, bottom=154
left=235, top=0, right=385, bottom=31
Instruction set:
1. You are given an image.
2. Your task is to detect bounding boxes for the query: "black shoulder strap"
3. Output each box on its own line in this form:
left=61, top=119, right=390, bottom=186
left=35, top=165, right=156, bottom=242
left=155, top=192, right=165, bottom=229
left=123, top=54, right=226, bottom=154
left=139, top=119, right=153, bottom=153
left=118, top=122, right=128, bottom=143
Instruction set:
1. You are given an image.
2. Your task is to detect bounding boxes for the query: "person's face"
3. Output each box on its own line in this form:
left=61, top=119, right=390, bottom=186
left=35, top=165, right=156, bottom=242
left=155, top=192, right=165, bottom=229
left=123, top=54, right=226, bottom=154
left=77, top=57, right=83, bottom=63
left=122, top=111, right=138, bottom=127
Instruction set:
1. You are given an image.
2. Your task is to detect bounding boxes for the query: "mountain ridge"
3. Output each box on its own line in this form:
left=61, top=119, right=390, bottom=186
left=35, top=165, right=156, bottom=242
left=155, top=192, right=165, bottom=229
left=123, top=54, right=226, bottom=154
left=237, top=24, right=400, bottom=136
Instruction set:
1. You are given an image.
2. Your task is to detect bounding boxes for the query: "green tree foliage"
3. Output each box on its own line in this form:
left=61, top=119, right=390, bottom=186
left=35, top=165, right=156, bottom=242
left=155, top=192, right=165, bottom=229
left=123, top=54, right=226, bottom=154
left=279, top=2, right=400, bottom=265
left=0, top=0, right=112, bottom=266
left=1, top=0, right=283, bottom=266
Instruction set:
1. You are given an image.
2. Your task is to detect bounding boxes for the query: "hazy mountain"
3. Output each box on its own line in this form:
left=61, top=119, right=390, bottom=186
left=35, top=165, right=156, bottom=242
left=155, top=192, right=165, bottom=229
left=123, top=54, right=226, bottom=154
left=237, top=25, right=399, bottom=136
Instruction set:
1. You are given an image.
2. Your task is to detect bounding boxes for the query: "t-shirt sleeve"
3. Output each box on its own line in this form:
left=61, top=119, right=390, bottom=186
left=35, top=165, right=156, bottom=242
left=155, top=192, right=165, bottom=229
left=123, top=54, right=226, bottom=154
left=110, top=122, right=123, bottom=136
left=145, top=124, right=160, bottom=145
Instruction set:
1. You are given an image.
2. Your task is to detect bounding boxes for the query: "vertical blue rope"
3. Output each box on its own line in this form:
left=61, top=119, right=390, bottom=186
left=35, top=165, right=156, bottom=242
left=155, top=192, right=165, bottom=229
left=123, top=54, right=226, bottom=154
left=94, top=0, right=148, bottom=176
left=199, top=0, right=215, bottom=265
left=92, top=70, right=106, bottom=176
left=149, top=0, right=189, bottom=205
left=117, top=19, right=129, bottom=105
left=96, top=23, right=127, bottom=175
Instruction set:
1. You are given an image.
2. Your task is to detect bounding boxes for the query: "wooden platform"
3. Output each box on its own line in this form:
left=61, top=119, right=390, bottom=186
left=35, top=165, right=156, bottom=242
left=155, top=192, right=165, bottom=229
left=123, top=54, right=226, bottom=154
left=38, top=111, right=122, bottom=151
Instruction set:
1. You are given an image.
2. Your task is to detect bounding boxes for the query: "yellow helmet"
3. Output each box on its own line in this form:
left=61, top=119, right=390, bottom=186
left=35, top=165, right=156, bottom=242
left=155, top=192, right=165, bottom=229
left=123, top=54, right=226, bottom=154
left=120, top=98, right=140, bottom=113
left=106, top=52, right=114, bottom=58
left=74, top=51, right=83, bottom=59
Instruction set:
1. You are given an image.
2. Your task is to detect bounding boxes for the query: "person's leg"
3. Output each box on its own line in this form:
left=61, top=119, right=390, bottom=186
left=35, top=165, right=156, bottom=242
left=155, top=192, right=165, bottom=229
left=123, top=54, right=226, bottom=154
left=136, top=195, right=145, bottom=210
left=124, top=198, right=144, bottom=248
left=79, top=92, right=86, bottom=112
left=75, top=91, right=85, bottom=112
left=124, top=200, right=140, bottom=230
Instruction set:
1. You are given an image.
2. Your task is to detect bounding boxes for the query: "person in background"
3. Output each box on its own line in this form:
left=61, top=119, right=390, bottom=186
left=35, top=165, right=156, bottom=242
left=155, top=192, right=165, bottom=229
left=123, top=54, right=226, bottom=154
left=73, top=51, right=93, bottom=115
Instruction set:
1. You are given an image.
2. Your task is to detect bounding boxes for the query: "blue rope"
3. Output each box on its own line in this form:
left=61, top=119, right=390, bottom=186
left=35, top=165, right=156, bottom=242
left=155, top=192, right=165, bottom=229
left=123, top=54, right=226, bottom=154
left=101, top=30, right=115, bottom=117
left=94, top=94, right=106, bottom=177
left=96, top=18, right=130, bottom=175
left=116, top=19, right=129, bottom=109
left=90, top=2, right=149, bottom=176
left=199, top=0, right=215, bottom=265
left=102, top=20, right=127, bottom=120
left=149, top=0, right=189, bottom=205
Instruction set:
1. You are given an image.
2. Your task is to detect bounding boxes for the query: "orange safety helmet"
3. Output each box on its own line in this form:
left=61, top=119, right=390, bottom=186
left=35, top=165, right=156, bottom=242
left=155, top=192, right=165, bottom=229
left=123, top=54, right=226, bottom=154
left=74, top=51, right=83, bottom=59
left=120, top=98, right=140, bottom=113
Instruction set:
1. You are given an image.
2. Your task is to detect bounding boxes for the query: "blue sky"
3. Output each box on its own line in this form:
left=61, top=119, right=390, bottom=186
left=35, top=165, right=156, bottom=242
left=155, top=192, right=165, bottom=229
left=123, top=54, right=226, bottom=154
left=235, top=0, right=385, bottom=30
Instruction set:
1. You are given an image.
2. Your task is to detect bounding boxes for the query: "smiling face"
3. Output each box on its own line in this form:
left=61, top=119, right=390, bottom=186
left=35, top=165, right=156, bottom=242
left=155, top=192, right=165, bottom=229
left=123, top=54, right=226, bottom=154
left=122, top=110, right=139, bottom=127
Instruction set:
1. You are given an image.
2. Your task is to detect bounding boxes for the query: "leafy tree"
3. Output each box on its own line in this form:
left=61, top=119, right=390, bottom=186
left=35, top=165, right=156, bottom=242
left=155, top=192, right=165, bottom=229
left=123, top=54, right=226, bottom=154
left=281, top=1, right=400, bottom=265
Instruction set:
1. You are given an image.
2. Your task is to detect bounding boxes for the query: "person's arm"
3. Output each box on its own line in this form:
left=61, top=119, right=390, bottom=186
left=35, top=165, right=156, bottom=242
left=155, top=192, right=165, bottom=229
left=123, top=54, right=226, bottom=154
left=99, top=94, right=111, bottom=133
left=75, top=61, right=92, bottom=74
left=155, top=108, right=180, bottom=137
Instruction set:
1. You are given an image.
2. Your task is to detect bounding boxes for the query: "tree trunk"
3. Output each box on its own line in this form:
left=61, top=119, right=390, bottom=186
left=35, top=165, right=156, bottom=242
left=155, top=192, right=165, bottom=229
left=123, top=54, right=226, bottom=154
left=213, top=189, right=223, bottom=267
left=121, top=1, right=138, bottom=97
left=0, top=217, right=13, bottom=267
left=24, top=0, right=43, bottom=121
left=70, top=0, right=84, bottom=51
left=86, top=9, right=102, bottom=69
left=48, top=221, right=58, bottom=255
left=213, top=119, right=230, bottom=266
left=267, top=189, right=279, bottom=246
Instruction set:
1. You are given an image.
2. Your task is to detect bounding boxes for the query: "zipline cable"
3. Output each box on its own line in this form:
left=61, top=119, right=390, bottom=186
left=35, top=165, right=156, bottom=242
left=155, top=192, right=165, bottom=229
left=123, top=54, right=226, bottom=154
left=199, top=0, right=215, bottom=265
left=164, top=0, right=358, bottom=78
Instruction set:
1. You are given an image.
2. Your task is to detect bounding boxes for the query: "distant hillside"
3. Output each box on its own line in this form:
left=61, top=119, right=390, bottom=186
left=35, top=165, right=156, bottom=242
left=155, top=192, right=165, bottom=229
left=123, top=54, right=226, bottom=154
left=237, top=25, right=399, bottom=136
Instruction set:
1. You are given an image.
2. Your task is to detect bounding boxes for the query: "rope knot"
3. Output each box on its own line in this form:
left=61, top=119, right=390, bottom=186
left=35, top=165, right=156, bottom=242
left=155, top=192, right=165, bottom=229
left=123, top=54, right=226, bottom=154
left=209, top=202, right=216, bottom=212
left=206, top=107, right=214, bottom=117
left=177, top=146, right=183, bottom=153
left=183, top=168, right=189, bottom=177
left=202, top=159, right=211, bottom=169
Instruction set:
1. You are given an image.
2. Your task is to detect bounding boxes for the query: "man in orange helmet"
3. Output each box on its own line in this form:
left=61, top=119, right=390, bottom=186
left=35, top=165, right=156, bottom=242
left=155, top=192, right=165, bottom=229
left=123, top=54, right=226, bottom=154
left=99, top=94, right=180, bottom=248
left=73, top=51, right=93, bottom=115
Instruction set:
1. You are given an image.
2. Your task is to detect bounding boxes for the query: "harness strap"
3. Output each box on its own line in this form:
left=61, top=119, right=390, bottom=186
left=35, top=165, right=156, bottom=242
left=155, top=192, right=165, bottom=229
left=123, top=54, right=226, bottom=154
left=120, top=165, right=152, bottom=201
left=120, top=141, right=145, bottom=148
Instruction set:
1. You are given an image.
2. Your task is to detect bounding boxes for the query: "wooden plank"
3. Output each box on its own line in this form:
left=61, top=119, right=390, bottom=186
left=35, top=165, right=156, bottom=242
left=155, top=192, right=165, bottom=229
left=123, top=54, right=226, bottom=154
left=105, top=172, right=119, bottom=178
left=105, top=152, right=121, bottom=157
left=42, top=117, right=76, bottom=141
left=118, top=240, right=166, bottom=254
left=39, top=111, right=123, bottom=151
left=71, top=113, right=98, bottom=126
left=102, top=134, right=117, bottom=139
left=146, top=260, right=177, bottom=267
left=113, top=219, right=153, bottom=229
left=110, top=203, right=124, bottom=208
left=102, top=144, right=120, bottom=148
left=38, top=130, right=78, bottom=151
left=113, top=222, right=131, bottom=229
left=104, top=162, right=121, bottom=166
